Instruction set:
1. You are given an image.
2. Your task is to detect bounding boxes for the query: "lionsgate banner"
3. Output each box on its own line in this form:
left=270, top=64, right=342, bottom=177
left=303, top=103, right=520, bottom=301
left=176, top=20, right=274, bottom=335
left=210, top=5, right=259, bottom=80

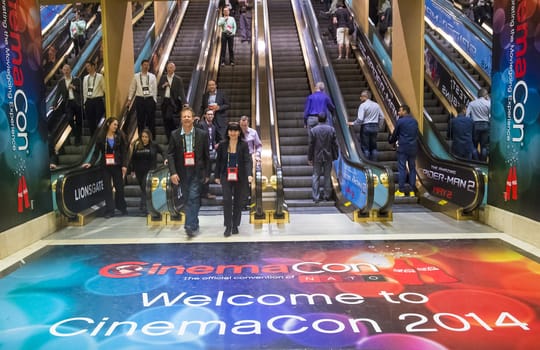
left=0, top=0, right=52, bottom=232
left=490, top=0, right=540, bottom=221
left=0, top=240, right=538, bottom=349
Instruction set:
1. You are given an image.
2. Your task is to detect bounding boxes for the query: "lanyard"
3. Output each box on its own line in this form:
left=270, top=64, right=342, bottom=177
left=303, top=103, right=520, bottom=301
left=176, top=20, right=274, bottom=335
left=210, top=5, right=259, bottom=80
left=227, top=146, right=238, bottom=168
left=182, top=131, right=194, bottom=152
left=139, top=73, right=150, bottom=88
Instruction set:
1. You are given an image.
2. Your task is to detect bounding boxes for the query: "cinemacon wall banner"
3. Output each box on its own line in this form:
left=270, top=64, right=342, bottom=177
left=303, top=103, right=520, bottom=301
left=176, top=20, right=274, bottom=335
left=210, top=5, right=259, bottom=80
left=0, top=0, right=52, bottom=232
left=490, top=0, right=540, bottom=221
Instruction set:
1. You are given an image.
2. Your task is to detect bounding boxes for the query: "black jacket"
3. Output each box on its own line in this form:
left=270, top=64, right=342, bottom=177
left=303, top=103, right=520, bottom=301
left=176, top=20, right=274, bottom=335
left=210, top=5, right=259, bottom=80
left=158, top=74, right=186, bottom=111
left=214, top=140, right=252, bottom=182
left=167, top=127, right=211, bottom=180
left=53, top=76, right=82, bottom=109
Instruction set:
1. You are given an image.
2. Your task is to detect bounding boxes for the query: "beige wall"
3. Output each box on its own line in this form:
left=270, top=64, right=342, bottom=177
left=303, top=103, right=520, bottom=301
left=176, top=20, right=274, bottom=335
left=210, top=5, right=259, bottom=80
left=0, top=213, right=57, bottom=259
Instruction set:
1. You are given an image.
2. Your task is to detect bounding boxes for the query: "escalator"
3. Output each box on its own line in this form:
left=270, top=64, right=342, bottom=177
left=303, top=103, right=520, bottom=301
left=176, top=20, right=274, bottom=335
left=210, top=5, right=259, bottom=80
left=311, top=0, right=415, bottom=206
left=124, top=0, right=211, bottom=213
left=268, top=0, right=336, bottom=209
left=132, top=3, right=155, bottom=59
left=202, top=9, right=254, bottom=206
left=49, top=4, right=155, bottom=170
left=44, top=4, right=100, bottom=96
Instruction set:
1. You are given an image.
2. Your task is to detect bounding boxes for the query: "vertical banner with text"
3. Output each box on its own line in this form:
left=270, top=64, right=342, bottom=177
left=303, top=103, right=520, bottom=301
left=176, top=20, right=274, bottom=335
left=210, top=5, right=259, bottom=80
left=490, top=0, right=540, bottom=221
left=0, top=0, right=52, bottom=232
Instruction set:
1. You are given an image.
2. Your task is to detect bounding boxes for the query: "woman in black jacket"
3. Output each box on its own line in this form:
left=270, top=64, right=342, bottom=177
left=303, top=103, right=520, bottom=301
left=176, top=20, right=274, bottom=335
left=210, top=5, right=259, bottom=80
left=130, top=129, right=165, bottom=213
left=84, top=117, right=129, bottom=218
left=215, top=122, right=253, bottom=236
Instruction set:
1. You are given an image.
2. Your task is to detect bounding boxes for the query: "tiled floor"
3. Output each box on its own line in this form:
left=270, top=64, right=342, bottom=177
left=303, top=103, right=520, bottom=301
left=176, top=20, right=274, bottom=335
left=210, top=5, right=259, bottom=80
left=2, top=205, right=538, bottom=270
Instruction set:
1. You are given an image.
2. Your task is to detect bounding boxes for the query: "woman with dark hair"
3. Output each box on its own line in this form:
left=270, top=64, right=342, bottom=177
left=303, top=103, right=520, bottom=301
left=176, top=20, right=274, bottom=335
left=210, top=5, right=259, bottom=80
left=215, top=122, right=253, bottom=236
left=130, top=129, right=166, bottom=214
left=84, top=117, right=128, bottom=218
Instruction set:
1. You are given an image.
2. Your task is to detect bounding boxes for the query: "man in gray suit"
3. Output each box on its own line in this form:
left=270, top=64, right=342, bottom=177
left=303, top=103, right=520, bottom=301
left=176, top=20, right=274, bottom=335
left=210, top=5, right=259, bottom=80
left=308, top=114, right=339, bottom=203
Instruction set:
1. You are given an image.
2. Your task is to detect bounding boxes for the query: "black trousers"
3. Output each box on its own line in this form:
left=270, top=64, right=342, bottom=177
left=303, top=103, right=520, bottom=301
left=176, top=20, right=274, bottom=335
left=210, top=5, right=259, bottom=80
left=220, top=34, right=235, bottom=64
left=161, top=98, right=177, bottom=141
left=65, top=99, right=83, bottom=143
left=103, top=165, right=127, bottom=215
left=85, top=97, right=105, bottom=136
left=135, top=96, right=156, bottom=137
left=221, top=177, right=246, bottom=228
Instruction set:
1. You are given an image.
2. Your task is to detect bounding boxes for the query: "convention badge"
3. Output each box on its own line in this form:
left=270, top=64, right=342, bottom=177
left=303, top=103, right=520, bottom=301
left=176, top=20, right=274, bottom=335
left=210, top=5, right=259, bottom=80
left=184, top=152, right=195, bottom=166
left=87, top=87, right=94, bottom=97
left=227, top=167, right=238, bottom=182
left=105, top=153, right=115, bottom=166
left=142, top=86, right=150, bottom=96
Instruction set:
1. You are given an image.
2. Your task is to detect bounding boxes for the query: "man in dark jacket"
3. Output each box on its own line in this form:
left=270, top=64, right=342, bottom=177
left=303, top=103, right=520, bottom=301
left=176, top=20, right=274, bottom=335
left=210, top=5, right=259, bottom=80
left=197, top=109, right=220, bottom=199
left=167, top=107, right=210, bottom=237
left=389, top=105, right=418, bottom=197
left=449, top=104, right=475, bottom=160
left=52, top=64, right=83, bottom=145
left=308, top=114, right=339, bottom=202
left=158, top=62, right=186, bottom=142
left=200, top=80, right=230, bottom=140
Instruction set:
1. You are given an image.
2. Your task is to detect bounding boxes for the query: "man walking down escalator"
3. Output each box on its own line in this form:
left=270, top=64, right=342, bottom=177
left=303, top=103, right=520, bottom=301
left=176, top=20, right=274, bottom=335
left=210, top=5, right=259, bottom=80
left=158, top=62, right=186, bottom=142
left=52, top=64, right=83, bottom=146
left=127, top=60, right=158, bottom=138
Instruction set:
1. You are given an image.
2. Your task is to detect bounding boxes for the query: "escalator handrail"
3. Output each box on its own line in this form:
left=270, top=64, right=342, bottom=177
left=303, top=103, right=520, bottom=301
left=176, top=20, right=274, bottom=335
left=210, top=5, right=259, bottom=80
left=258, top=0, right=285, bottom=217
left=187, top=0, right=221, bottom=110
left=430, top=0, right=492, bottom=49
left=300, top=0, right=381, bottom=214
left=425, top=34, right=482, bottom=99
left=41, top=4, right=71, bottom=37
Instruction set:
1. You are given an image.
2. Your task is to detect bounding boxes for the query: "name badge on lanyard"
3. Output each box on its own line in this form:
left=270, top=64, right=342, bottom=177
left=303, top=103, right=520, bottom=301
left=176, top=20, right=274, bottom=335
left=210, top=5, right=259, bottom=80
left=227, top=167, right=238, bottom=182
left=184, top=152, right=195, bottom=166
left=142, top=86, right=150, bottom=96
left=105, top=153, right=115, bottom=166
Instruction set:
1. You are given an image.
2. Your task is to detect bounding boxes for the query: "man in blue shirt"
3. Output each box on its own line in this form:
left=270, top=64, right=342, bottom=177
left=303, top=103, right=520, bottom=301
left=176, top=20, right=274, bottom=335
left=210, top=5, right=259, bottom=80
left=304, top=82, right=336, bottom=143
left=449, top=104, right=475, bottom=160
left=389, top=104, right=418, bottom=197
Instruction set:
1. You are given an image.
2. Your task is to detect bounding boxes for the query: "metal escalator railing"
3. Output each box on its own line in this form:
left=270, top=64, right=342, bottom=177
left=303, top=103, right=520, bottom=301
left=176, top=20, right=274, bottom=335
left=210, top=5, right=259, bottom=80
left=41, top=4, right=71, bottom=37
left=44, top=11, right=98, bottom=86
left=300, top=0, right=390, bottom=217
left=256, top=0, right=285, bottom=220
left=426, top=0, right=492, bottom=79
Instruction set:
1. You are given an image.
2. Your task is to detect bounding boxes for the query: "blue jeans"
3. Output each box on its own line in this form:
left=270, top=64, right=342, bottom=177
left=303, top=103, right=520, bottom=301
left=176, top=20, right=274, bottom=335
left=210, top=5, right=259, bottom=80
left=473, top=121, right=489, bottom=161
left=181, top=175, right=202, bottom=230
left=397, top=151, right=417, bottom=192
left=361, top=123, right=379, bottom=161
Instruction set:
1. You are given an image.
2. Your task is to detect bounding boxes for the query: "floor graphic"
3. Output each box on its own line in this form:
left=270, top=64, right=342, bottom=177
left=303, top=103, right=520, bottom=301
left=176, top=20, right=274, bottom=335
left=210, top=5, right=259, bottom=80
left=0, top=239, right=539, bottom=349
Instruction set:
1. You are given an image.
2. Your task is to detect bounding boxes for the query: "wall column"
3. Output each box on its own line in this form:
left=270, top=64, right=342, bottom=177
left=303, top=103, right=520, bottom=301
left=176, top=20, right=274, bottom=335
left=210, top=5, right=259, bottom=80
left=101, top=0, right=134, bottom=117
left=154, top=1, right=170, bottom=37
left=391, top=0, right=424, bottom=128
left=350, top=0, right=370, bottom=34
